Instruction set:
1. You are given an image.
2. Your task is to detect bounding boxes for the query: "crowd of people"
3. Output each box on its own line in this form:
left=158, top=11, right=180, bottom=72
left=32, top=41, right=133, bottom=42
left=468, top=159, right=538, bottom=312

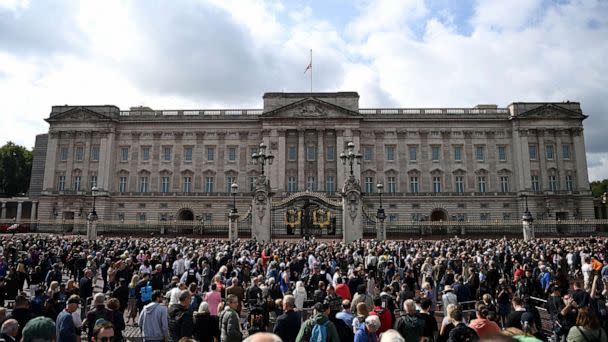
left=0, top=233, right=606, bottom=342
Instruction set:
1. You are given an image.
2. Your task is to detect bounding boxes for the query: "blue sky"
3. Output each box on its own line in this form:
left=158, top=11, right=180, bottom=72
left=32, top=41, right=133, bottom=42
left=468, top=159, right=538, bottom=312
left=1, top=0, right=607, bottom=179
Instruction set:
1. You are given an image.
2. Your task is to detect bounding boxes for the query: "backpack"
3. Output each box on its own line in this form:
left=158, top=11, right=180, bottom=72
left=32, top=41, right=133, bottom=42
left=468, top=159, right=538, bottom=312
left=576, top=326, right=602, bottom=342
left=449, top=324, right=479, bottom=342
left=310, top=320, right=330, bottom=342
left=140, top=281, right=152, bottom=302
left=396, top=314, right=424, bottom=342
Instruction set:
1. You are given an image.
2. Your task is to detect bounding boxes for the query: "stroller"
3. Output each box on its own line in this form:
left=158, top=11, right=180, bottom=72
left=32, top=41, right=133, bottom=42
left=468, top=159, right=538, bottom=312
left=246, top=306, right=268, bottom=336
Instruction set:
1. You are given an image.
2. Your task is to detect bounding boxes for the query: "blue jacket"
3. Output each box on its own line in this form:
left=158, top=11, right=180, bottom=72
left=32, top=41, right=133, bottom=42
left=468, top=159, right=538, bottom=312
left=539, top=271, right=551, bottom=292
left=354, top=322, right=378, bottom=342
left=56, top=309, right=77, bottom=342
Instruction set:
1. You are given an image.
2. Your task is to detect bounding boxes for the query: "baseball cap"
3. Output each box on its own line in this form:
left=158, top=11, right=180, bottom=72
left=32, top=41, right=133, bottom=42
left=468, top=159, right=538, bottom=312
left=22, top=316, right=55, bottom=342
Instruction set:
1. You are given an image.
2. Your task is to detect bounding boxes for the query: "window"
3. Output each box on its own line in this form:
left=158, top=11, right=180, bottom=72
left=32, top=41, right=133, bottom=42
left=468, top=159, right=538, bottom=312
left=287, top=176, right=297, bottom=192
left=549, top=175, right=558, bottom=191
left=228, top=147, right=236, bottom=161
left=248, top=176, right=256, bottom=192
left=184, top=147, right=193, bottom=161
left=163, top=147, right=172, bottom=161
left=409, top=146, right=417, bottom=161
left=455, top=176, right=464, bottom=193
left=387, top=176, right=397, bottom=193
left=546, top=144, right=554, bottom=160
left=364, top=177, right=374, bottom=193
left=475, top=146, right=485, bottom=161
left=388, top=214, right=398, bottom=223
left=142, top=146, right=150, bottom=161
left=480, top=213, right=490, bottom=221
left=288, top=145, right=297, bottom=161
left=119, top=176, right=127, bottom=193
left=326, top=145, right=335, bottom=161
left=73, top=176, right=81, bottom=191
left=454, top=146, right=462, bottom=161
left=307, top=176, right=316, bottom=191
left=121, top=147, right=129, bottom=162
left=431, top=146, right=440, bottom=161
left=183, top=176, right=192, bottom=193
left=138, top=213, right=146, bottom=222
left=207, top=147, right=215, bottom=161
left=433, top=176, right=442, bottom=193
left=90, top=175, right=97, bottom=189
left=562, top=144, right=571, bottom=160
left=531, top=175, right=540, bottom=193
left=250, top=147, right=258, bottom=160
left=566, top=175, right=574, bottom=191
left=139, top=176, right=149, bottom=192
left=60, top=147, right=68, bottom=161
left=161, top=176, right=170, bottom=193
left=307, top=146, right=316, bottom=161
left=326, top=176, right=335, bottom=192
left=529, top=144, right=537, bottom=160
left=386, top=146, right=396, bottom=161
left=363, top=146, right=373, bottom=161
left=226, top=176, right=235, bottom=193
left=478, top=176, right=487, bottom=193
left=410, top=176, right=419, bottom=193
left=91, top=146, right=100, bottom=161
left=498, top=146, right=507, bottom=161
left=58, top=175, right=65, bottom=191
left=205, top=177, right=215, bottom=193
left=75, top=146, right=84, bottom=161
left=500, top=176, right=509, bottom=192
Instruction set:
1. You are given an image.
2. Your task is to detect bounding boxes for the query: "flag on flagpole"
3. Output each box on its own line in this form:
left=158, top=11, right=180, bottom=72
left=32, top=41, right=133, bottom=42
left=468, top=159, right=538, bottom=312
left=304, top=61, right=312, bottom=73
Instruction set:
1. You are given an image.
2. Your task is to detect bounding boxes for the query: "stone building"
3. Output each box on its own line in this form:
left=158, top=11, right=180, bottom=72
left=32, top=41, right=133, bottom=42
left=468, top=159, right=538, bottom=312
left=28, top=92, right=593, bottom=237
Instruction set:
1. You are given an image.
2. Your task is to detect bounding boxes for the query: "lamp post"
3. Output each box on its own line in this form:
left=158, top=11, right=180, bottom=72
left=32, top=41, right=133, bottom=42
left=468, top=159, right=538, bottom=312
left=521, top=194, right=534, bottom=241
left=87, top=186, right=99, bottom=241
left=376, top=183, right=386, bottom=240
left=251, top=142, right=274, bottom=176
left=339, top=142, right=363, bottom=177
left=228, top=182, right=240, bottom=241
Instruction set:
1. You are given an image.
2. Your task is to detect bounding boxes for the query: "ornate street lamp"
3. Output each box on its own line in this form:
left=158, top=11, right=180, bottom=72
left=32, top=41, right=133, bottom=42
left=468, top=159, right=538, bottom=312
left=376, top=183, right=386, bottom=240
left=87, top=186, right=99, bottom=240
left=228, top=182, right=240, bottom=241
left=339, top=141, right=362, bottom=176
left=231, top=183, right=239, bottom=214
left=521, top=194, right=534, bottom=241
left=251, top=142, right=274, bottom=176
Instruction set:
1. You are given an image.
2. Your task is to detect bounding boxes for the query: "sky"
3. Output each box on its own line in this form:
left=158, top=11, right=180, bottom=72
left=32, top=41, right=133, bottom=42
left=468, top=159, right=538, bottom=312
left=1, top=0, right=607, bottom=180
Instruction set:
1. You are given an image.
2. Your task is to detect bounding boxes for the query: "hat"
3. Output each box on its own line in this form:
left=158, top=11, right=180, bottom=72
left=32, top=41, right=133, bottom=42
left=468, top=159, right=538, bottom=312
left=314, top=302, right=329, bottom=312
left=22, top=316, right=55, bottom=342
left=67, top=295, right=81, bottom=304
left=443, top=285, right=454, bottom=293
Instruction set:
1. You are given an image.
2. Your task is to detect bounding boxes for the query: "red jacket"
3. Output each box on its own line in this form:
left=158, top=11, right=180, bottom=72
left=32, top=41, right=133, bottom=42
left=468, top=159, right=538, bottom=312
left=369, top=305, right=392, bottom=333
left=335, top=283, right=351, bottom=301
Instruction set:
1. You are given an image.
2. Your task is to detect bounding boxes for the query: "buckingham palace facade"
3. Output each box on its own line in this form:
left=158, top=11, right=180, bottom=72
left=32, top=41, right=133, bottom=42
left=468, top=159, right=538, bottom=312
left=28, top=91, right=594, bottom=232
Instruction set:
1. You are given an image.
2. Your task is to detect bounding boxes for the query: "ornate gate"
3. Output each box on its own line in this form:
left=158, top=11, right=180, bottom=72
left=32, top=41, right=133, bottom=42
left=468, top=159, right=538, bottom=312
left=271, top=192, right=343, bottom=239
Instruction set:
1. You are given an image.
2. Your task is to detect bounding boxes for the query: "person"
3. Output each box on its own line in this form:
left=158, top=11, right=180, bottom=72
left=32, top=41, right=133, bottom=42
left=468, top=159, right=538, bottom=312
left=380, top=329, right=406, bottom=342
left=566, top=307, right=608, bottom=342
left=7, top=294, right=33, bottom=342
left=168, top=289, right=193, bottom=341
left=85, top=293, right=114, bottom=341
left=139, top=290, right=169, bottom=342
left=469, top=303, right=500, bottom=339
left=0, top=319, right=19, bottom=342
left=55, top=295, right=80, bottom=342
left=107, top=297, right=126, bottom=342
left=295, top=302, right=340, bottom=342
left=293, top=281, right=307, bottom=312
left=242, top=332, right=284, bottom=342
left=505, top=297, right=527, bottom=330
left=353, top=302, right=370, bottom=334
left=219, top=294, right=243, bottom=342
left=355, top=315, right=381, bottom=342
left=419, top=298, right=439, bottom=342
left=442, top=286, right=458, bottom=316
left=91, top=320, right=115, bottom=342
left=447, top=310, right=478, bottom=342
left=192, top=302, right=220, bottom=342
left=273, top=294, right=300, bottom=342
left=22, top=316, right=56, bottom=342
left=394, top=299, right=425, bottom=342
left=336, top=299, right=355, bottom=327
left=369, top=295, right=392, bottom=334
left=127, top=274, right=140, bottom=326
left=352, top=285, right=373, bottom=312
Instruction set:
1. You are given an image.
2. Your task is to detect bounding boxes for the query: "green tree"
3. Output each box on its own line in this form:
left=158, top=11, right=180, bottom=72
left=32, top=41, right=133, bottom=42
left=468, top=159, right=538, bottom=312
left=0, top=142, right=33, bottom=197
left=590, top=179, right=608, bottom=198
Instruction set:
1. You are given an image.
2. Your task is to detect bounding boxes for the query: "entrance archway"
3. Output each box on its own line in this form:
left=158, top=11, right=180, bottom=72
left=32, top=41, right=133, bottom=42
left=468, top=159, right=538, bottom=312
left=177, top=209, right=194, bottom=221
left=430, top=209, right=447, bottom=221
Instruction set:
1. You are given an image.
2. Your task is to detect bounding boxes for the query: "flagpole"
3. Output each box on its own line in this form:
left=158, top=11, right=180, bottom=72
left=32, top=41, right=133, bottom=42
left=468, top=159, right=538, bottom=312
left=310, top=49, right=312, bottom=93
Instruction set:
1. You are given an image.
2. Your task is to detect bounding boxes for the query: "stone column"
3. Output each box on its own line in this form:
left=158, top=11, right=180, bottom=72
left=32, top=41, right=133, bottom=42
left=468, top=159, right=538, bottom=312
left=0, top=201, right=5, bottom=220
left=375, top=219, right=386, bottom=240
left=31, top=202, right=37, bottom=221
left=298, top=130, right=305, bottom=191
left=228, top=212, right=240, bottom=242
left=572, top=128, right=590, bottom=189
left=16, top=201, right=23, bottom=223
left=98, top=131, right=115, bottom=191
left=342, top=176, right=363, bottom=242
left=251, top=176, right=272, bottom=242
left=317, top=130, right=325, bottom=191
left=277, top=130, right=286, bottom=191
left=43, top=132, right=59, bottom=191
left=336, top=130, right=345, bottom=188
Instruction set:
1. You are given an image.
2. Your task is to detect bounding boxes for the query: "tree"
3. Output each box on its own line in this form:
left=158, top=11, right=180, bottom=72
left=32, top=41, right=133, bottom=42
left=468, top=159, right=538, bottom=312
left=0, top=142, right=33, bottom=197
left=590, top=179, right=608, bottom=198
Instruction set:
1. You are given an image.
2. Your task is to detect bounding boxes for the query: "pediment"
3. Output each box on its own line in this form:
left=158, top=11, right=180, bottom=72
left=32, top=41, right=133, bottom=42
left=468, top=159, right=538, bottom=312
left=46, top=107, right=116, bottom=123
left=516, top=104, right=587, bottom=120
left=261, top=98, right=361, bottom=119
